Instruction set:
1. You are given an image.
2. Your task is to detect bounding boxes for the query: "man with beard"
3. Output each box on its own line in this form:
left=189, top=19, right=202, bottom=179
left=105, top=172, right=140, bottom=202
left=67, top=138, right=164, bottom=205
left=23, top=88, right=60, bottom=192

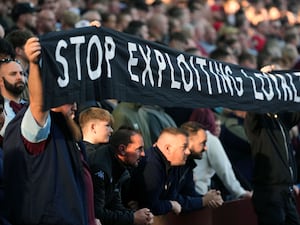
left=0, top=58, right=26, bottom=137
left=178, top=121, right=224, bottom=211
left=87, top=127, right=154, bottom=225
left=3, top=37, right=100, bottom=225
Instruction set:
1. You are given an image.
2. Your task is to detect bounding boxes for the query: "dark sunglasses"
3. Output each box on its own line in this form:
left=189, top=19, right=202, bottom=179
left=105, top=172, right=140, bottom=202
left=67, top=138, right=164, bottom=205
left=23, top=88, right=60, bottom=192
left=0, top=58, right=21, bottom=65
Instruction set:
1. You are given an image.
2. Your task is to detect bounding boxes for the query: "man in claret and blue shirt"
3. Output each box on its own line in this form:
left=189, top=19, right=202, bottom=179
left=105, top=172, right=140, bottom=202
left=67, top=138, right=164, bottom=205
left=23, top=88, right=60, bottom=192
left=3, top=37, right=99, bottom=225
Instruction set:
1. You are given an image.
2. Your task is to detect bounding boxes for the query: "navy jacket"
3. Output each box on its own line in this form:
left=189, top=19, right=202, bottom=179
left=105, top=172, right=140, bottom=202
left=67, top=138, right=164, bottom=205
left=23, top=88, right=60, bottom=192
left=129, top=146, right=174, bottom=215
left=175, top=157, right=204, bottom=211
left=3, top=108, right=89, bottom=225
left=129, top=146, right=202, bottom=215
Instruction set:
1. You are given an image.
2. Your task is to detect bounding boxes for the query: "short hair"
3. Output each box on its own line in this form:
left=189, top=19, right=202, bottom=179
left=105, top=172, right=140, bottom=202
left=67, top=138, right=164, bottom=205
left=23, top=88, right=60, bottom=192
left=79, top=107, right=113, bottom=128
left=109, top=127, right=141, bottom=150
left=180, top=121, right=205, bottom=135
left=61, top=10, right=80, bottom=28
left=124, top=20, right=145, bottom=37
left=38, top=0, right=45, bottom=6
left=169, top=31, right=188, bottom=44
left=238, top=51, right=257, bottom=65
left=159, top=127, right=188, bottom=137
left=209, top=48, right=232, bottom=61
left=5, top=29, right=34, bottom=49
left=185, top=47, right=201, bottom=55
left=134, top=1, right=149, bottom=12
left=0, top=38, right=15, bottom=59
left=167, top=5, right=184, bottom=19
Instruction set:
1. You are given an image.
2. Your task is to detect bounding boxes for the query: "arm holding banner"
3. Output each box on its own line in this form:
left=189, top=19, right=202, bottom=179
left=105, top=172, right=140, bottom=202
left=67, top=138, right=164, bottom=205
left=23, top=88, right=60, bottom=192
left=24, top=37, right=49, bottom=126
left=5, top=36, right=96, bottom=225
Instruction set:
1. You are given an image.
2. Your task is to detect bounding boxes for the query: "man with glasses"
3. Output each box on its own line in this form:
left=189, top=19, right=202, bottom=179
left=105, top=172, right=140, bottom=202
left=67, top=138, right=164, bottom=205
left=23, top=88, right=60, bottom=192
left=87, top=127, right=154, bottom=225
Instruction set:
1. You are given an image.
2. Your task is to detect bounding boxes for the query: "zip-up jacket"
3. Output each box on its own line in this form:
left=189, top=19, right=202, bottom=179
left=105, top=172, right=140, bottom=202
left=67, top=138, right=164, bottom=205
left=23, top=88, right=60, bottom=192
left=87, top=145, right=134, bottom=225
left=244, top=112, right=300, bottom=186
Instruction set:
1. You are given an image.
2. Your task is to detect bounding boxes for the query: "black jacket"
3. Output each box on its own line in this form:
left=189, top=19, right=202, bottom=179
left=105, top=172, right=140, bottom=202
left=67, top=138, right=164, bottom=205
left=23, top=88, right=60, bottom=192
left=87, top=144, right=134, bottom=225
left=244, top=112, right=300, bottom=186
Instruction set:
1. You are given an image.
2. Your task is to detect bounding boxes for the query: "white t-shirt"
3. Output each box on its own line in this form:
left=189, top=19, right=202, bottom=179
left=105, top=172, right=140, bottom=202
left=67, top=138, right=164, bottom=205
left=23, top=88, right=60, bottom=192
left=193, top=131, right=246, bottom=199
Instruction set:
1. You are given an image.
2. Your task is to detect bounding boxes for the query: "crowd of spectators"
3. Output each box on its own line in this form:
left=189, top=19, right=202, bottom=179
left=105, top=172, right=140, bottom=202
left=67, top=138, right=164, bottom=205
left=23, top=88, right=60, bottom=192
left=2, top=0, right=300, bottom=224
left=1, top=0, right=300, bottom=71
left=0, top=0, right=299, bottom=61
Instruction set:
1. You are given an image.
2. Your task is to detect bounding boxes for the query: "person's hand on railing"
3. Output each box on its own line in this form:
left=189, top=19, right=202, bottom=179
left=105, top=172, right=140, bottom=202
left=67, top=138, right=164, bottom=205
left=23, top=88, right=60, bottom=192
left=240, top=190, right=253, bottom=199
left=134, top=208, right=154, bottom=225
left=170, top=200, right=182, bottom=214
left=203, top=189, right=224, bottom=208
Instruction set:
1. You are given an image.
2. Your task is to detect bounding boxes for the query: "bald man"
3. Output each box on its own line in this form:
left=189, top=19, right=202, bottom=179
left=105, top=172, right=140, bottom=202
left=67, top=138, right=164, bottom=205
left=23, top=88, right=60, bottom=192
left=127, top=127, right=190, bottom=215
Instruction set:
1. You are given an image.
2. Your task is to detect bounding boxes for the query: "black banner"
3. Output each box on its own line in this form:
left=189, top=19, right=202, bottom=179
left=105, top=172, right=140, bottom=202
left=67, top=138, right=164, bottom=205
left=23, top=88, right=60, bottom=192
left=39, top=26, right=300, bottom=112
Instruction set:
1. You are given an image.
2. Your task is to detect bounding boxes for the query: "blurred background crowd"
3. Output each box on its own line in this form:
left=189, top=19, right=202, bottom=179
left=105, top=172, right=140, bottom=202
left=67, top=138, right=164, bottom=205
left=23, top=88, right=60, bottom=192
left=2, top=0, right=300, bottom=70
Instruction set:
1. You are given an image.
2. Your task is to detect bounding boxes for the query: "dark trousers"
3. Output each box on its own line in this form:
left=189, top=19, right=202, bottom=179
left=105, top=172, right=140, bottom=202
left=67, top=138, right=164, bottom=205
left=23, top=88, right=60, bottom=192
left=252, top=186, right=300, bottom=225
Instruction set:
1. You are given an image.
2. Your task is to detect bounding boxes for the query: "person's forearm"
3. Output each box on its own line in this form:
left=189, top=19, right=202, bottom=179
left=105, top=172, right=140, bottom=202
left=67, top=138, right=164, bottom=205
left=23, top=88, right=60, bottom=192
left=28, top=62, right=48, bottom=126
left=24, top=37, right=49, bottom=126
